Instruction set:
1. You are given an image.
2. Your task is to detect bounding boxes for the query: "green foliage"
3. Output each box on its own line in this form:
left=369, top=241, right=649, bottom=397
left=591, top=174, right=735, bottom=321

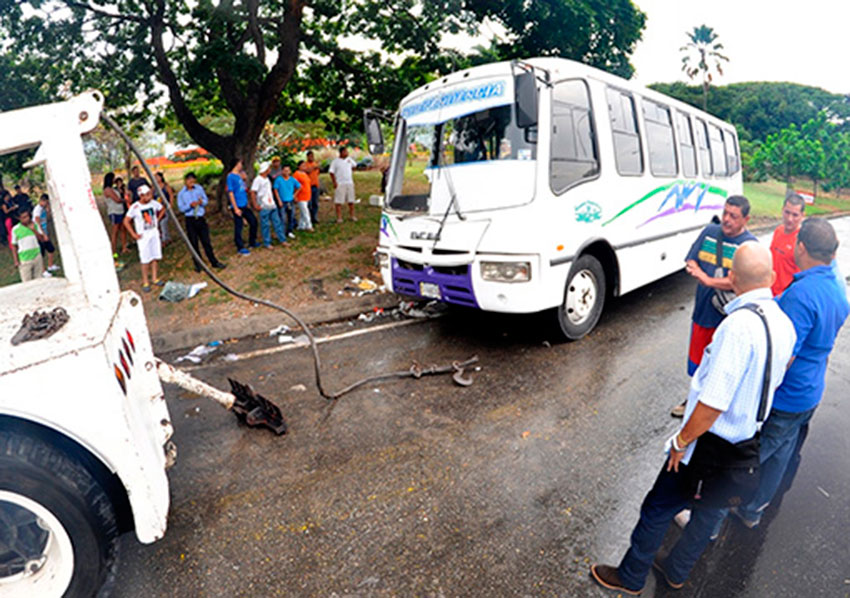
left=749, top=113, right=850, bottom=197
left=650, top=81, right=850, bottom=143
left=0, top=0, right=648, bottom=172
left=193, top=161, right=224, bottom=187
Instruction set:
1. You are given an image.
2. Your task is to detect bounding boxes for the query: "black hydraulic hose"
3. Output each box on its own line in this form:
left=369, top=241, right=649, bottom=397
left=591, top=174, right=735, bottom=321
left=101, top=113, right=476, bottom=400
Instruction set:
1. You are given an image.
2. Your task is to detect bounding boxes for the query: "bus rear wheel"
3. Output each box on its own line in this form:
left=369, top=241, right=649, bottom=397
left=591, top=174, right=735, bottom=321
left=0, top=430, right=119, bottom=598
left=556, top=254, right=606, bottom=340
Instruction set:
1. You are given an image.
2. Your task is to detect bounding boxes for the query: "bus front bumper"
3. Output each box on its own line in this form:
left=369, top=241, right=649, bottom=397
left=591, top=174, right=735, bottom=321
left=379, top=251, right=564, bottom=313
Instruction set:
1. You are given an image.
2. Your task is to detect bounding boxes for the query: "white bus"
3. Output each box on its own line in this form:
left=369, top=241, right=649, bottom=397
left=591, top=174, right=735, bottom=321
left=366, top=57, right=743, bottom=339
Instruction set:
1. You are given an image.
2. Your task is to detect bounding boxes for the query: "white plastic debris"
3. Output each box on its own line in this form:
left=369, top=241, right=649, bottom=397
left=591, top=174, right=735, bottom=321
left=222, top=353, right=239, bottom=362
left=175, top=343, right=218, bottom=364
left=269, top=324, right=291, bottom=336
left=277, top=334, right=294, bottom=344
left=290, top=383, right=307, bottom=392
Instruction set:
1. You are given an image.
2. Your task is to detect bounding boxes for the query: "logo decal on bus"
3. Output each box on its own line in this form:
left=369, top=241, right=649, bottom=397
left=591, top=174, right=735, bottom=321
left=380, top=214, right=398, bottom=239
left=575, top=201, right=602, bottom=223
left=401, top=81, right=507, bottom=120
left=601, top=180, right=728, bottom=228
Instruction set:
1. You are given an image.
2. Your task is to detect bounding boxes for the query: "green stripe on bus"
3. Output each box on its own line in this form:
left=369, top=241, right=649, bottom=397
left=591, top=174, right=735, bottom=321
left=601, top=183, right=673, bottom=227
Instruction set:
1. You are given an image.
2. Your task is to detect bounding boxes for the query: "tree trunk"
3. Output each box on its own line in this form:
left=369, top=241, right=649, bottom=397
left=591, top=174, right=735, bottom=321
left=702, top=81, right=709, bottom=111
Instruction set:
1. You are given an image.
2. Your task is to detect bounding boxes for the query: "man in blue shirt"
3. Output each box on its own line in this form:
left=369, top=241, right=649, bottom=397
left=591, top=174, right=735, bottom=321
left=273, top=165, right=300, bottom=238
left=177, top=172, right=226, bottom=272
left=590, top=242, right=796, bottom=595
left=226, top=159, right=259, bottom=254
left=671, top=196, right=758, bottom=417
left=734, top=218, right=849, bottom=527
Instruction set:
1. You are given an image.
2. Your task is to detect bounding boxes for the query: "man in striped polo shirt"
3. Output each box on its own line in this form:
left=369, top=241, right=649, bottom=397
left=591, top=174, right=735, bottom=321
left=671, top=195, right=757, bottom=417
left=11, top=208, right=48, bottom=282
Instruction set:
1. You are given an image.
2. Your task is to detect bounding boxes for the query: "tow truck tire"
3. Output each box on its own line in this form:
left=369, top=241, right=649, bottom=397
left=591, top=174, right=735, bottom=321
left=556, top=254, right=606, bottom=340
left=0, top=429, right=119, bottom=598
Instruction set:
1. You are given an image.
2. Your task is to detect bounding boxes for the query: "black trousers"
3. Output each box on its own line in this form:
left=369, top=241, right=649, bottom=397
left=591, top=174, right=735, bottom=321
left=231, top=207, right=258, bottom=250
left=185, top=215, right=220, bottom=269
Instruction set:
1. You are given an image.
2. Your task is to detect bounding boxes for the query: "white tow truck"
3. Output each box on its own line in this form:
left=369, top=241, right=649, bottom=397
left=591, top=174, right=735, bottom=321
left=0, top=92, right=265, bottom=597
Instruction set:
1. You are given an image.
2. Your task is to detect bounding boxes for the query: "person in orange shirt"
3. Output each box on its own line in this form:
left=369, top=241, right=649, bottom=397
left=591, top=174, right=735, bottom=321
left=294, top=161, right=313, bottom=231
left=770, top=193, right=805, bottom=296
left=304, top=150, right=321, bottom=225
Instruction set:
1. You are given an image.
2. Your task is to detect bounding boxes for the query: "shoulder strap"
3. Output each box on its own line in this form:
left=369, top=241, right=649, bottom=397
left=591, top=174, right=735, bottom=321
left=741, top=304, right=772, bottom=422
left=715, top=232, right=725, bottom=270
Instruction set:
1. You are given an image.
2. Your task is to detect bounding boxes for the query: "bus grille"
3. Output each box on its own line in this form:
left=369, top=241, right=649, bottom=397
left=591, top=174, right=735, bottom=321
left=391, top=258, right=478, bottom=307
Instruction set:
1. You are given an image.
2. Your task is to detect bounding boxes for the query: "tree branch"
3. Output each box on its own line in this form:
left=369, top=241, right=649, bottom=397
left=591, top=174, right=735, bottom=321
left=149, top=0, right=229, bottom=157
left=64, top=1, right=146, bottom=24
left=256, top=0, right=305, bottom=125
left=246, top=0, right=265, bottom=65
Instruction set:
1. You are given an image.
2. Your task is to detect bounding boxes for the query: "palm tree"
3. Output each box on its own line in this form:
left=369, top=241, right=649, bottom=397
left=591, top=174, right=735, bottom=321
left=680, top=25, right=729, bottom=111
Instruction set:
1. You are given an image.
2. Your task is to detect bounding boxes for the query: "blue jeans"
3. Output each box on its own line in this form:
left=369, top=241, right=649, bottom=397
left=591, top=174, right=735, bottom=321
left=259, top=208, right=287, bottom=245
left=617, top=463, right=727, bottom=589
left=279, top=202, right=296, bottom=235
left=736, top=407, right=816, bottom=522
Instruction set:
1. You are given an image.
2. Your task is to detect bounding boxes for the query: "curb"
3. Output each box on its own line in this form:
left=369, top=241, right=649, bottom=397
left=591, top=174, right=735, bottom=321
left=151, top=292, right=402, bottom=353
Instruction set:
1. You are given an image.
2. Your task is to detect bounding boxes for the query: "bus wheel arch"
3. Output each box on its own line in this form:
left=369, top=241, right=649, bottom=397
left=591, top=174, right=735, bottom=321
left=555, top=241, right=619, bottom=340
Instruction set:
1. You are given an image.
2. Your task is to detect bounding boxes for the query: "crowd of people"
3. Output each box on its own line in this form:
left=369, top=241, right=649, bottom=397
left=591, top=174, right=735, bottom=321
left=591, top=193, right=849, bottom=595
left=96, top=146, right=357, bottom=291
left=1, top=182, right=60, bottom=281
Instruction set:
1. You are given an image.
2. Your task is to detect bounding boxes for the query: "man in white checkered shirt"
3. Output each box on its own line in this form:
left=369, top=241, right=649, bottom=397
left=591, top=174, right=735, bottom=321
left=591, top=242, right=796, bottom=595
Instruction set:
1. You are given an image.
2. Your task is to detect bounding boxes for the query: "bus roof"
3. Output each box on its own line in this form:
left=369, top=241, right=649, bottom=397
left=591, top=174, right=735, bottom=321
left=398, top=57, right=737, bottom=133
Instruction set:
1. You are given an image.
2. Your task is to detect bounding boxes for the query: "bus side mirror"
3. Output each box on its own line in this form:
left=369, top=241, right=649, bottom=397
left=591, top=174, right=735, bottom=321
left=363, top=110, right=384, bottom=155
left=514, top=71, right=538, bottom=129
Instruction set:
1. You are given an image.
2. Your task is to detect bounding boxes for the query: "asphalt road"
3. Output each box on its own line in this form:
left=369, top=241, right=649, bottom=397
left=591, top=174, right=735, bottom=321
left=115, top=217, right=850, bottom=598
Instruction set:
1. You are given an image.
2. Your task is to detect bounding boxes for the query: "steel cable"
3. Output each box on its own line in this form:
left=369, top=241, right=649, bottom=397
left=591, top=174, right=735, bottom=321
left=101, top=112, right=476, bottom=401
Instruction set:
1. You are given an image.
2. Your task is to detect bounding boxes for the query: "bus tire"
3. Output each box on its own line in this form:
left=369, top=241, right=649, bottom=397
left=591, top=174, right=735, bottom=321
left=0, top=429, right=119, bottom=598
left=556, top=254, right=606, bottom=340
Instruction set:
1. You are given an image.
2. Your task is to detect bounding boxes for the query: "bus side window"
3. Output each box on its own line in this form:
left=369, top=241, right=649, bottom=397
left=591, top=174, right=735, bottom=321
left=643, top=99, right=677, bottom=177
left=550, top=80, right=598, bottom=194
left=606, top=87, right=643, bottom=176
left=723, top=129, right=740, bottom=174
left=676, top=111, right=697, bottom=178
left=694, top=117, right=713, bottom=175
left=708, top=123, right=727, bottom=176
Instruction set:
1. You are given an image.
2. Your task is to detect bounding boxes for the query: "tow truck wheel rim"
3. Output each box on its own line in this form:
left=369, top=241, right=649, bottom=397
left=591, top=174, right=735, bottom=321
left=565, top=269, right=597, bottom=325
left=0, top=490, right=74, bottom=595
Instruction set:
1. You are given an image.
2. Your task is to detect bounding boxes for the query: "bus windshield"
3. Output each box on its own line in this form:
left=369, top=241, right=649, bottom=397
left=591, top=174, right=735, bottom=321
left=387, top=104, right=536, bottom=213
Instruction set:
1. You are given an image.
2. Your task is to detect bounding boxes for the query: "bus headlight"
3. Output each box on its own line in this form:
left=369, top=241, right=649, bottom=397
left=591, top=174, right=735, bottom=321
left=376, top=251, right=389, bottom=268
left=480, top=261, right=531, bottom=283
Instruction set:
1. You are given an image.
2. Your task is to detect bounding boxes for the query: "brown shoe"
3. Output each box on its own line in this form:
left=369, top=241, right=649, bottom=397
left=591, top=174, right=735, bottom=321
left=670, top=400, right=687, bottom=418
left=590, top=564, right=642, bottom=595
left=652, top=558, right=684, bottom=590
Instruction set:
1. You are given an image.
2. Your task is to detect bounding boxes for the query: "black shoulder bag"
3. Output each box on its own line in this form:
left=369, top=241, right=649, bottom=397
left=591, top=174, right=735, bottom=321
left=685, top=304, right=772, bottom=508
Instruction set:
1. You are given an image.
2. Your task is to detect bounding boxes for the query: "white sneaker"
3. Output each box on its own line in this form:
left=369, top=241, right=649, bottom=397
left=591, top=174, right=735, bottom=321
left=42, top=271, right=53, bottom=278
left=48, top=264, right=60, bottom=272
left=288, top=232, right=295, bottom=239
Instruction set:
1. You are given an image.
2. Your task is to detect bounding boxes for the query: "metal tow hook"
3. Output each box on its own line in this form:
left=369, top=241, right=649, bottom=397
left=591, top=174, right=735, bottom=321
left=451, top=361, right=474, bottom=387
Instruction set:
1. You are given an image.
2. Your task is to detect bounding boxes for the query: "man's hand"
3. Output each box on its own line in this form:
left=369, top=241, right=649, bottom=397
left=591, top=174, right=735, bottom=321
left=233, top=206, right=242, bottom=217
left=685, top=259, right=708, bottom=284
left=667, top=448, right=685, bottom=473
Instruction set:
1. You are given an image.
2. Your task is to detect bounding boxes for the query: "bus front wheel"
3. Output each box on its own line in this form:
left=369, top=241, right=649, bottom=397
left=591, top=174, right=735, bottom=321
left=556, top=254, right=606, bottom=340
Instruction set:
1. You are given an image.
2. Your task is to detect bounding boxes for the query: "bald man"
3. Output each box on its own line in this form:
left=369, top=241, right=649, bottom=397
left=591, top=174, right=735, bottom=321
left=591, top=241, right=796, bottom=595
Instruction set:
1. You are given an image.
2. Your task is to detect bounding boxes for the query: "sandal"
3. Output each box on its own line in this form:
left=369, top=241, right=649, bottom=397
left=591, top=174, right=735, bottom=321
left=153, top=279, right=166, bottom=287
left=142, top=284, right=151, bottom=293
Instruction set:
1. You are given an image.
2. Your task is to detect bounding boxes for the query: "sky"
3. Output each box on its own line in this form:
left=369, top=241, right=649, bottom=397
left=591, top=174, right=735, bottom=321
left=629, top=0, right=849, bottom=94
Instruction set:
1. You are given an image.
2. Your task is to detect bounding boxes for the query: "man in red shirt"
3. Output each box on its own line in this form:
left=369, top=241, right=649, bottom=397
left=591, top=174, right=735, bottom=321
left=770, top=193, right=805, bottom=296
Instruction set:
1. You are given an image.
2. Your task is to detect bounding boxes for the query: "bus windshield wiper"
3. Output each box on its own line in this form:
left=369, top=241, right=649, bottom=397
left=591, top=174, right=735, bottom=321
left=432, top=157, right=465, bottom=249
